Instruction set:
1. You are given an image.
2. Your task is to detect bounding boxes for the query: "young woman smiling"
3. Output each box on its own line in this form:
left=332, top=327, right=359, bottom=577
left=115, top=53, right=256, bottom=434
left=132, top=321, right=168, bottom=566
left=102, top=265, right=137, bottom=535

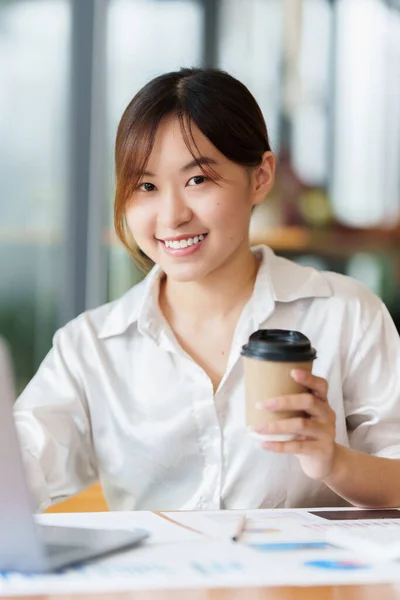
left=15, top=68, right=400, bottom=512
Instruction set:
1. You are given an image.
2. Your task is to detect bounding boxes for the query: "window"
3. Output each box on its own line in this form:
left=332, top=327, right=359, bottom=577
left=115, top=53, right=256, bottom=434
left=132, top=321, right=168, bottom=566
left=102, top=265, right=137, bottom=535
left=0, top=0, right=70, bottom=389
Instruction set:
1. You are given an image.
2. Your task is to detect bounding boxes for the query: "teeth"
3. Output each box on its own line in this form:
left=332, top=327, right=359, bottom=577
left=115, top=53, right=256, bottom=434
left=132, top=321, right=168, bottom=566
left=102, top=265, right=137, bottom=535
left=164, top=235, right=206, bottom=249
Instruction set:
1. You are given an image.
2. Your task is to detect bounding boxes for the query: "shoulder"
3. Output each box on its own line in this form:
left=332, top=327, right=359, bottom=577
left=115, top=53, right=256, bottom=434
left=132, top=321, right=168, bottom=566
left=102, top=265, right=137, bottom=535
left=55, top=275, right=150, bottom=347
left=318, top=270, right=383, bottom=326
left=266, top=248, right=385, bottom=331
left=267, top=248, right=380, bottom=304
left=302, top=263, right=386, bottom=338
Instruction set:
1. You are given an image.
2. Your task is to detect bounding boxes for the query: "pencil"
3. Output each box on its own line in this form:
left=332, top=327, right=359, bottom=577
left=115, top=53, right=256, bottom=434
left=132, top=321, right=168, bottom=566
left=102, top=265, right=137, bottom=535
left=232, top=515, right=246, bottom=542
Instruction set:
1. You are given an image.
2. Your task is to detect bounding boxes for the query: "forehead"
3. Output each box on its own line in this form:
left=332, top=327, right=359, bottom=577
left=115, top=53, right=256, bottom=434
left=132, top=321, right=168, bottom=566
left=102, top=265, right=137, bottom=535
left=146, top=115, right=221, bottom=170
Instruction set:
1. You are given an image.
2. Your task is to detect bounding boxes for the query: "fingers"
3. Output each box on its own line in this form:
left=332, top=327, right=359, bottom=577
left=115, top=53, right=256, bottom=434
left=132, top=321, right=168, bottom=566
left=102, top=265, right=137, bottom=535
left=259, top=393, right=330, bottom=419
left=262, top=440, right=325, bottom=454
left=255, top=373, right=336, bottom=464
left=254, top=417, right=334, bottom=441
left=291, top=369, right=328, bottom=400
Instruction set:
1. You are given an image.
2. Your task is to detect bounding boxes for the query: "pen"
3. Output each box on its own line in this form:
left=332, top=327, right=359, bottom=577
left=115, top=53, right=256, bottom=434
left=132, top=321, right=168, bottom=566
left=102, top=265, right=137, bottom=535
left=231, top=515, right=246, bottom=542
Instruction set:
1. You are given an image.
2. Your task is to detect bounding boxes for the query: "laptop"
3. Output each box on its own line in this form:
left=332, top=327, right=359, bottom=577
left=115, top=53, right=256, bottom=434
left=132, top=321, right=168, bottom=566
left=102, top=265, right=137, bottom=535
left=0, top=339, right=149, bottom=574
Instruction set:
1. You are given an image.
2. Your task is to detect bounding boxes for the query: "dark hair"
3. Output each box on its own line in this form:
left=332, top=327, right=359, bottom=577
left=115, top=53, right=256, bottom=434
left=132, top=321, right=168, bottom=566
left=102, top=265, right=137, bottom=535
left=114, top=67, right=271, bottom=269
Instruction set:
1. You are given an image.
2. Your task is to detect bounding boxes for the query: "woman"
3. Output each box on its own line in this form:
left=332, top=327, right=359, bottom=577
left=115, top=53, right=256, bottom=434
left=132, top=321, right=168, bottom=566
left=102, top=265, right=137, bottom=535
left=15, top=68, right=400, bottom=512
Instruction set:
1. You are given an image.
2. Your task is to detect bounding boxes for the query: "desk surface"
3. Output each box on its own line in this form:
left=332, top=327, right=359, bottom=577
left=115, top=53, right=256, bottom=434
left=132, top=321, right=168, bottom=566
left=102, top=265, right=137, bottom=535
left=17, top=503, right=400, bottom=599
left=6, top=584, right=399, bottom=599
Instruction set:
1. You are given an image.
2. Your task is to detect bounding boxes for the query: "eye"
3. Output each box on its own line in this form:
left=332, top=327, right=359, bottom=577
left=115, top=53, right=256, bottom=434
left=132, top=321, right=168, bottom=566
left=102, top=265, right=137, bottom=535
left=139, top=182, right=156, bottom=192
left=187, top=175, right=207, bottom=186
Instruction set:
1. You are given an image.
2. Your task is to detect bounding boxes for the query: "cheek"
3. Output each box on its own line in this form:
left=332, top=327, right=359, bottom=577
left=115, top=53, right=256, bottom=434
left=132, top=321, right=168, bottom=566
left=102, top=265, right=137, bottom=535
left=125, top=204, right=155, bottom=239
left=207, top=189, right=251, bottom=225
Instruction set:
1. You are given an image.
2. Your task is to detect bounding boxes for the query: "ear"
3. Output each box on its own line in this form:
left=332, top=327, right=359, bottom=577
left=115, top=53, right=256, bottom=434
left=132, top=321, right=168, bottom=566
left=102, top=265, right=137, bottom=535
left=251, top=151, right=276, bottom=207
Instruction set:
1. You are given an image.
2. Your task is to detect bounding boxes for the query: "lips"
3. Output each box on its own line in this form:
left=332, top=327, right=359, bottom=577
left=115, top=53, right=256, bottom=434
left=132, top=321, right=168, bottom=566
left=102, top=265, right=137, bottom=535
left=160, top=233, right=208, bottom=256
left=163, top=234, right=206, bottom=249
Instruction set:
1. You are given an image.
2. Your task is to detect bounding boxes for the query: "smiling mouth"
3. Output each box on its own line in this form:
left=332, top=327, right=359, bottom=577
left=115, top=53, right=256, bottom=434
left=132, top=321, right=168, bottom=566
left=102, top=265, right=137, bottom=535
left=161, top=234, right=208, bottom=249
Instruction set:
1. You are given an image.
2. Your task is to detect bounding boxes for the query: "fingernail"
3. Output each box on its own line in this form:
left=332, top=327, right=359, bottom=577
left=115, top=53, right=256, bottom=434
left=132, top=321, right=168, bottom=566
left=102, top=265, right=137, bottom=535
left=291, top=369, right=302, bottom=380
left=263, top=442, right=274, bottom=449
left=264, top=398, right=277, bottom=409
left=256, top=400, right=277, bottom=409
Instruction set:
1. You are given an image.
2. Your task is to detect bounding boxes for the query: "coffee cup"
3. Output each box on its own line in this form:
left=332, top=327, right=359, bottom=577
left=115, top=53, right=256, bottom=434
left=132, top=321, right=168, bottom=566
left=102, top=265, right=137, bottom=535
left=241, top=329, right=317, bottom=442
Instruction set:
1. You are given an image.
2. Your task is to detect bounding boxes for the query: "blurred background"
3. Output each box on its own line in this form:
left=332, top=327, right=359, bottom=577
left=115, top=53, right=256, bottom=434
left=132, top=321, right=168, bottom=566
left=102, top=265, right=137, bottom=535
left=0, top=0, right=399, bottom=392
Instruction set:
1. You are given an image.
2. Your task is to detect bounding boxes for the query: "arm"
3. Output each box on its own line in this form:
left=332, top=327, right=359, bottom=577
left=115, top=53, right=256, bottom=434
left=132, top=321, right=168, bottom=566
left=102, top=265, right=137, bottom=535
left=255, top=303, right=400, bottom=508
left=326, top=301, right=400, bottom=507
left=324, top=445, right=400, bottom=508
left=14, top=326, right=98, bottom=512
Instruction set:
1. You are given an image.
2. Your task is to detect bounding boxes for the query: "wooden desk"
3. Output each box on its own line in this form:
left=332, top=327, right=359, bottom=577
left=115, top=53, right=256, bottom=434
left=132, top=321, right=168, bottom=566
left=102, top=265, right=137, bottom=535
left=5, top=584, right=399, bottom=599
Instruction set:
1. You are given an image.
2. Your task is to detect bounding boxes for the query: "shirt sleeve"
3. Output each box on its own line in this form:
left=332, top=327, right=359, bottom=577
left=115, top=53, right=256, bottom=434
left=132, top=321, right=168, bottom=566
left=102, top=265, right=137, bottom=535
left=343, top=302, right=400, bottom=459
left=14, top=326, right=98, bottom=512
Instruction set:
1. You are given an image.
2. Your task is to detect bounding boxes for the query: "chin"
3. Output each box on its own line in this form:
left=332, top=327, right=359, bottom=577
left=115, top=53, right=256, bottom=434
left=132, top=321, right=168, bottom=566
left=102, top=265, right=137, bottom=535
left=160, top=263, right=210, bottom=283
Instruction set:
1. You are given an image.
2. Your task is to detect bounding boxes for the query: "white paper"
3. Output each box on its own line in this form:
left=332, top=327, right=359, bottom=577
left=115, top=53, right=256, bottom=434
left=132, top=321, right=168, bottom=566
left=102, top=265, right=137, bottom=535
left=0, top=541, right=269, bottom=595
left=161, top=512, right=247, bottom=540
left=3, top=508, right=400, bottom=595
left=35, top=511, right=202, bottom=544
left=325, top=524, right=400, bottom=561
left=163, top=507, right=400, bottom=543
left=163, top=508, right=316, bottom=543
left=2, top=534, right=400, bottom=595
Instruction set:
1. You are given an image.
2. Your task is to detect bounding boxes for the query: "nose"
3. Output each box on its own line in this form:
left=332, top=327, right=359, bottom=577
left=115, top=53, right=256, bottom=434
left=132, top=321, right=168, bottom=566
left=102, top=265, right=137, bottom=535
left=158, top=188, right=192, bottom=230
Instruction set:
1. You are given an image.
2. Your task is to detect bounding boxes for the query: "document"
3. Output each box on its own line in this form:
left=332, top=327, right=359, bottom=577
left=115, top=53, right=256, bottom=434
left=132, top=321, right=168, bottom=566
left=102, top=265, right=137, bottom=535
left=163, top=508, right=315, bottom=543
left=2, top=508, right=400, bottom=595
left=0, top=541, right=269, bottom=595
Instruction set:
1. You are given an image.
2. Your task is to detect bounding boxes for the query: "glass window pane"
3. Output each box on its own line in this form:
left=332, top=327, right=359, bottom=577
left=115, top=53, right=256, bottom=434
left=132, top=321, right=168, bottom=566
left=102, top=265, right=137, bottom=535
left=331, top=0, right=399, bottom=227
left=0, top=0, right=70, bottom=390
left=218, top=0, right=283, bottom=148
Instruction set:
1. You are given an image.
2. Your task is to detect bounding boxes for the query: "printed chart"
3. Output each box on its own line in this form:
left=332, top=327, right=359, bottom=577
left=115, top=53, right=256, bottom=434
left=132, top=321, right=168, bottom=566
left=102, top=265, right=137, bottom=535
left=2, top=508, right=400, bottom=595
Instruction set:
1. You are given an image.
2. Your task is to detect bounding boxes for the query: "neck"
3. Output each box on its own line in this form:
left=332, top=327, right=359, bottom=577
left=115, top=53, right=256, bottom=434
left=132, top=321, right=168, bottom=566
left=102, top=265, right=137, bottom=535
left=160, top=244, right=259, bottom=323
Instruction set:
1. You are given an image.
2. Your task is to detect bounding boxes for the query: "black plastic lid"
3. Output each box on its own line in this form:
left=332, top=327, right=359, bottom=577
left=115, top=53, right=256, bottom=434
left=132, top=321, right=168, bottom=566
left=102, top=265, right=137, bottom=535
left=241, top=329, right=317, bottom=362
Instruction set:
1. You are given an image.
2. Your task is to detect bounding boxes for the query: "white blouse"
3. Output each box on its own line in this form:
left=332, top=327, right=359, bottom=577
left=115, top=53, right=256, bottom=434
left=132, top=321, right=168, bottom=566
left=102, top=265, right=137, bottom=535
left=14, top=246, right=400, bottom=513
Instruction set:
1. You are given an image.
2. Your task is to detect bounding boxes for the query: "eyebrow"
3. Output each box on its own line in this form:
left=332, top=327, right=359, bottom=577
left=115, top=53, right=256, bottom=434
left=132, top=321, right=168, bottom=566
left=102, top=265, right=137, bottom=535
left=141, top=156, right=218, bottom=178
left=180, top=156, right=218, bottom=173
